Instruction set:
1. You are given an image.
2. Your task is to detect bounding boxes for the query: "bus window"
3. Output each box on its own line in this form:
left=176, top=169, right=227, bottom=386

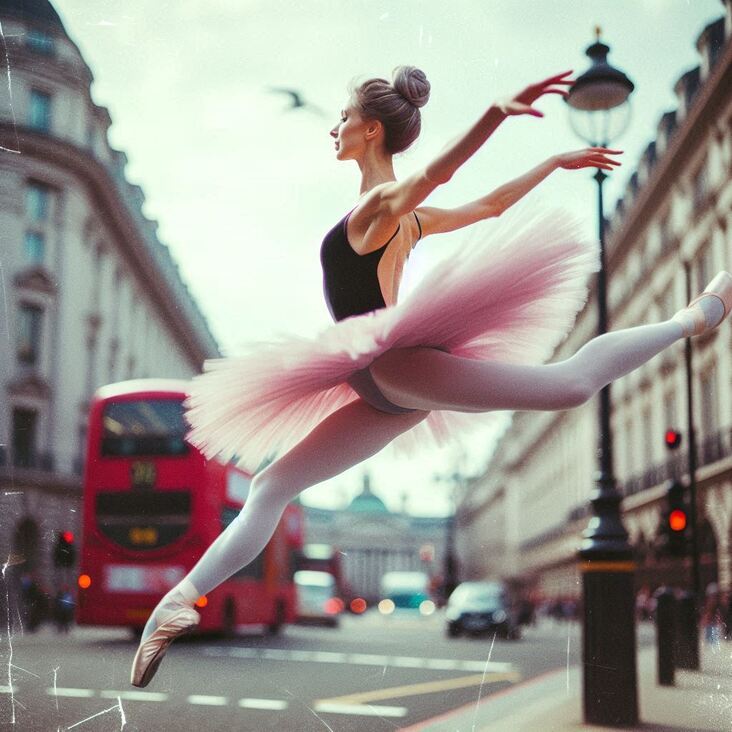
left=226, top=470, right=251, bottom=503
left=101, top=399, right=189, bottom=457
left=96, top=490, right=191, bottom=550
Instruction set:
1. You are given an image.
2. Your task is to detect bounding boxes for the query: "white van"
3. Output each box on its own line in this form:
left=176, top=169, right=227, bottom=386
left=294, top=570, right=342, bottom=627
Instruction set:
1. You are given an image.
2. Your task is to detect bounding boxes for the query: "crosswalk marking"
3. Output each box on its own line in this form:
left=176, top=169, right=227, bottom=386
left=202, top=646, right=513, bottom=673
left=99, top=690, right=168, bottom=702
left=314, top=702, right=408, bottom=718
left=239, top=698, right=289, bottom=710
left=187, top=695, right=229, bottom=705
left=45, top=688, right=95, bottom=698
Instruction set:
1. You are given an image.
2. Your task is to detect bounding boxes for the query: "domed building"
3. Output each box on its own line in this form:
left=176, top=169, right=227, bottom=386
left=0, top=0, right=218, bottom=592
left=346, top=476, right=390, bottom=515
left=302, top=474, right=451, bottom=603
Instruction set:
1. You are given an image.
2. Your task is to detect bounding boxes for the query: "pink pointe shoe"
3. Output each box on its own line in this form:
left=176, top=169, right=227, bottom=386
left=130, top=606, right=200, bottom=688
left=673, top=271, right=732, bottom=338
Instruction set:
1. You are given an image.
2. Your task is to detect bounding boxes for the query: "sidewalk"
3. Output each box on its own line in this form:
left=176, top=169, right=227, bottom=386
left=417, top=642, right=732, bottom=732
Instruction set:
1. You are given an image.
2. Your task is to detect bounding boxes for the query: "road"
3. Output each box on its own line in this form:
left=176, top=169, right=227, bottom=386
left=0, top=612, right=653, bottom=731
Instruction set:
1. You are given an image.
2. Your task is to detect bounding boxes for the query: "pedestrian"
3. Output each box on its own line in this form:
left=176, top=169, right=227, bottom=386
left=702, top=583, right=725, bottom=650
left=131, top=65, right=732, bottom=687
left=53, top=586, right=74, bottom=633
left=636, top=584, right=652, bottom=622
left=20, top=572, right=47, bottom=632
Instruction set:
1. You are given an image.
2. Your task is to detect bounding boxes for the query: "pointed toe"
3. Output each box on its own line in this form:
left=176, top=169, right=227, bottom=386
left=702, top=271, right=732, bottom=316
left=130, top=607, right=200, bottom=688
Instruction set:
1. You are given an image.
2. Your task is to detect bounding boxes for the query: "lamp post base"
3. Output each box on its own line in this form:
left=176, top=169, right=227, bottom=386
left=581, top=562, right=638, bottom=726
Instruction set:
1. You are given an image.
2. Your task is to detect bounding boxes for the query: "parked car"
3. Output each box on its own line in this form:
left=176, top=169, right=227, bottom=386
left=379, top=571, right=435, bottom=615
left=294, top=570, right=343, bottom=627
left=445, top=581, right=520, bottom=639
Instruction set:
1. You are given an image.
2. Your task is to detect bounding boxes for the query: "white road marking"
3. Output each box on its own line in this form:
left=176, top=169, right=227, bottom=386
left=100, top=690, right=168, bottom=702
left=187, top=694, right=229, bottom=705
left=45, top=688, right=96, bottom=698
left=238, top=698, right=289, bottom=710
left=201, top=646, right=513, bottom=673
left=392, top=656, right=427, bottom=669
left=313, top=652, right=349, bottom=663
left=283, top=650, right=316, bottom=661
left=261, top=649, right=291, bottom=660
left=0, top=686, right=17, bottom=694
left=347, top=653, right=389, bottom=665
left=315, top=702, right=407, bottom=718
left=426, top=658, right=460, bottom=670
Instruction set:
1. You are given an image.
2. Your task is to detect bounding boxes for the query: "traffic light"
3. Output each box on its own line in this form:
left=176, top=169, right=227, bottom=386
left=664, top=429, right=682, bottom=450
left=54, top=531, right=77, bottom=568
left=663, top=480, right=688, bottom=557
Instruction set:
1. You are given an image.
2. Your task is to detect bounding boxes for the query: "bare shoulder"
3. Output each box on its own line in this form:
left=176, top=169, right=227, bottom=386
left=347, top=184, right=403, bottom=254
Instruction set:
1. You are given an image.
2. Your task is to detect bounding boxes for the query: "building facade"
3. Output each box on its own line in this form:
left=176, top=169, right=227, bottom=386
left=0, top=1, right=219, bottom=591
left=303, top=475, right=450, bottom=603
left=456, top=5, right=732, bottom=602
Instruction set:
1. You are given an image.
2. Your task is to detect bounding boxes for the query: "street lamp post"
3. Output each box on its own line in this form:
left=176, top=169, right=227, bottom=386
left=566, top=30, right=639, bottom=727
left=434, top=468, right=463, bottom=603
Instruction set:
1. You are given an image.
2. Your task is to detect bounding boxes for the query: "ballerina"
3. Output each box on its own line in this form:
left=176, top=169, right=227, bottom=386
left=131, top=66, right=732, bottom=688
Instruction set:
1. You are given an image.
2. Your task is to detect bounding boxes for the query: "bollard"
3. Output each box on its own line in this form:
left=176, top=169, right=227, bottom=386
left=675, top=591, right=699, bottom=670
left=655, top=588, right=675, bottom=686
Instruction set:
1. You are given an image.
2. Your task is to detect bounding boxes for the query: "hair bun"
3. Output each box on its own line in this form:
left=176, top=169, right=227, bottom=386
left=392, top=66, right=430, bottom=109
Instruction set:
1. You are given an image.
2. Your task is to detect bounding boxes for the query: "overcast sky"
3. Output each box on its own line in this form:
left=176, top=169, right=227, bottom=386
left=50, top=0, right=723, bottom=515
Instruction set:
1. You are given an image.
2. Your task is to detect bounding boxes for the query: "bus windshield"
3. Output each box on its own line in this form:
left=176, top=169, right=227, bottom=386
left=101, top=398, right=189, bottom=457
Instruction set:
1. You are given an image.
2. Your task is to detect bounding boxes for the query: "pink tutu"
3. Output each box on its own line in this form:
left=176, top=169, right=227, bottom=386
left=185, top=209, right=599, bottom=472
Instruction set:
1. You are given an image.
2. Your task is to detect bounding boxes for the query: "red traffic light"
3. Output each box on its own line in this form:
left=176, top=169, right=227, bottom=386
left=669, top=509, right=687, bottom=532
left=61, top=531, right=75, bottom=544
left=664, top=429, right=682, bottom=450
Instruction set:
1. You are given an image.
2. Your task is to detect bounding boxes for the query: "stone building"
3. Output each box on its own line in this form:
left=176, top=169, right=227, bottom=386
left=303, top=475, right=450, bottom=603
left=0, top=0, right=219, bottom=590
left=456, top=5, right=732, bottom=601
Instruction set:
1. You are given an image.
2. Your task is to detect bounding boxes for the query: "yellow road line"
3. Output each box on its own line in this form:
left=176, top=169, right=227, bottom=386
left=315, top=671, right=521, bottom=705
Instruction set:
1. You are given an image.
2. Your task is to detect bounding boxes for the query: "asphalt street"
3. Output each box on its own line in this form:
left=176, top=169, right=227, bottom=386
left=0, top=612, right=654, bottom=731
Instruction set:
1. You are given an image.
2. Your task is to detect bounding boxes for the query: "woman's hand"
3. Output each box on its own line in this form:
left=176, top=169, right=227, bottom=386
left=554, top=147, right=623, bottom=171
left=496, top=70, right=574, bottom=118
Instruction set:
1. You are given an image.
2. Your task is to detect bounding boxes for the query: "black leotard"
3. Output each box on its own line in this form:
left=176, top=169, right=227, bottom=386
left=320, top=209, right=423, bottom=415
left=320, top=210, right=422, bottom=322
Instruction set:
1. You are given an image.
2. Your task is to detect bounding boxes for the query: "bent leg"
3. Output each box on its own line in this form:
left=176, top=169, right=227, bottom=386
left=370, top=319, right=685, bottom=413
left=141, top=399, right=428, bottom=639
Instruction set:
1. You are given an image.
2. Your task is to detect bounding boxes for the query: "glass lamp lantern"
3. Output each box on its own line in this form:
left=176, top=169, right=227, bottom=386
left=566, top=29, right=635, bottom=146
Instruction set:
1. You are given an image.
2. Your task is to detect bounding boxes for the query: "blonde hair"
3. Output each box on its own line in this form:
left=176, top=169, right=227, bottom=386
left=350, top=66, right=431, bottom=154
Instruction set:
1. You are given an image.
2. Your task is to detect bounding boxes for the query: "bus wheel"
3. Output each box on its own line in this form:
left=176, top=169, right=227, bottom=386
left=267, top=602, right=285, bottom=636
left=223, top=599, right=237, bottom=639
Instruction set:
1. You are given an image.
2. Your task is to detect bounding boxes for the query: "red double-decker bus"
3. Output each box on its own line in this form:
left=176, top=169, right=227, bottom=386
left=75, top=379, right=302, bottom=635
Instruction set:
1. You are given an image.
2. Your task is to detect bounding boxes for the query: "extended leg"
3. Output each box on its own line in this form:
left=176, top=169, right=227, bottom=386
left=371, top=273, right=730, bottom=413
left=139, top=399, right=427, bottom=642
left=370, top=319, right=689, bottom=413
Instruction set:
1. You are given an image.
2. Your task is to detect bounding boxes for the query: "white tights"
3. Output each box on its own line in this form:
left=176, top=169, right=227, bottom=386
left=142, top=302, right=723, bottom=641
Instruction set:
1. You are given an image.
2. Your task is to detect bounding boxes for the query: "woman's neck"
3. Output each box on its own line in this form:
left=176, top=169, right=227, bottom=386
left=358, top=149, right=396, bottom=196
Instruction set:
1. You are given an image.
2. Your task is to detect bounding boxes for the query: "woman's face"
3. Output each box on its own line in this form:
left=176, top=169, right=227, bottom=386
left=329, top=102, right=369, bottom=161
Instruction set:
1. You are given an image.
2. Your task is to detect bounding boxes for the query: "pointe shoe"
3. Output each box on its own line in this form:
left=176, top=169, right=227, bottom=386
left=130, top=606, right=200, bottom=688
left=672, top=271, right=732, bottom=338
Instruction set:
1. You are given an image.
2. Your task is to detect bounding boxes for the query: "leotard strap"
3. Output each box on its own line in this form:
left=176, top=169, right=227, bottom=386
left=413, top=211, right=422, bottom=240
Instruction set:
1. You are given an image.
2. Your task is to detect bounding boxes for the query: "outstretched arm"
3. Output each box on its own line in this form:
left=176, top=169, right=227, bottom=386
left=378, top=71, right=575, bottom=217
left=417, top=147, right=623, bottom=237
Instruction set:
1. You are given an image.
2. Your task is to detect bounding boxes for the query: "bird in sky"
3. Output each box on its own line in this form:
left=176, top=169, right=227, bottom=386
left=267, top=87, right=327, bottom=117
